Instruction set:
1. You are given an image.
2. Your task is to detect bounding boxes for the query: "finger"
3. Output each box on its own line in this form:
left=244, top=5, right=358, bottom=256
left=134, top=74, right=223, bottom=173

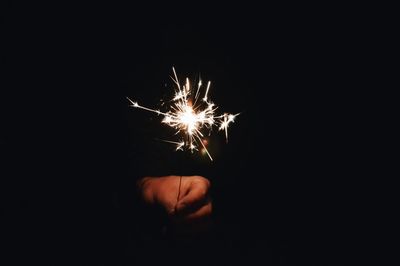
left=176, top=180, right=209, bottom=212
left=180, top=201, right=212, bottom=222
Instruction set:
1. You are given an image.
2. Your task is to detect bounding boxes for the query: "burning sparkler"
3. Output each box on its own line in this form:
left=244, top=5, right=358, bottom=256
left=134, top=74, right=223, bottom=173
left=127, top=67, right=239, bottom=161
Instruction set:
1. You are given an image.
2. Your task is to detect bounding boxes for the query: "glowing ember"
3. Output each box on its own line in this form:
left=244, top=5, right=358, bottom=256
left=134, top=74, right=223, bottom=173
left=127, top=67, right=239, bottom=161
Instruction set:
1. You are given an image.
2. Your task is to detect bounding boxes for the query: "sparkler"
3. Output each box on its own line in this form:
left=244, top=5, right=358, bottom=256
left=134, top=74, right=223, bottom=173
left=127, top=67, right=239, bottom=161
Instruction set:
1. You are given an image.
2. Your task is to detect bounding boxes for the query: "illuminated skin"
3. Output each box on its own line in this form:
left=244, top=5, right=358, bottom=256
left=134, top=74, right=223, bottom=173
left=137, top=175, right=212, bottom=233
left=127, top=67, right=239, bottom=161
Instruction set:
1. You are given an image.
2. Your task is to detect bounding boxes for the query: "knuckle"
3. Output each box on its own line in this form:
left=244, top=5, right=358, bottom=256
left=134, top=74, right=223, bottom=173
left=200, top=188, right=207, bottom=197
left=194, top=175, right=210, bottom=188
left=205, top=178, right=210, bottom=188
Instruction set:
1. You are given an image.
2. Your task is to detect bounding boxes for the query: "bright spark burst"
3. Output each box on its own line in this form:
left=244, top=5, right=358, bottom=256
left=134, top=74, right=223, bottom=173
left=127, top=67, right=239, bottom=161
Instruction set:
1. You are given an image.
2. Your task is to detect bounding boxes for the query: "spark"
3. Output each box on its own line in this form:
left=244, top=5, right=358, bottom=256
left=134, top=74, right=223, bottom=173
left=127, top=67, right=239, bottom=161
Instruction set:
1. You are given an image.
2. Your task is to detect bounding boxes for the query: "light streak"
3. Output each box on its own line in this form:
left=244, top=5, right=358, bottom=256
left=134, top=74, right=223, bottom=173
left=127, top=67, right=239, bottom=161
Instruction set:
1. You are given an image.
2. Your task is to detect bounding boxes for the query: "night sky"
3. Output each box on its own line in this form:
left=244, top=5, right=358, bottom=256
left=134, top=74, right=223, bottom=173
left=2, top=3, right=359, bottom=265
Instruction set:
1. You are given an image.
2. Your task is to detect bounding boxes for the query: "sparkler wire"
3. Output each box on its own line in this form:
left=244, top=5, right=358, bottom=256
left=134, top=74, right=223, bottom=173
left=175, top=175, right=182, bottom=214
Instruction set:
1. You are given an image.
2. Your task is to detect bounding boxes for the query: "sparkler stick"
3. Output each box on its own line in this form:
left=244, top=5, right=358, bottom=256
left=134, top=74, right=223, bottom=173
left=127, top=67, right=239, bottom=161
left=174, top=175, right=182, bottom=214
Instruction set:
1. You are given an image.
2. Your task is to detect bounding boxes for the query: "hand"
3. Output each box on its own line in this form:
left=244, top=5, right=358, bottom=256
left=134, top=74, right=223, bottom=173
left=137, top=175, right=212, bottom=232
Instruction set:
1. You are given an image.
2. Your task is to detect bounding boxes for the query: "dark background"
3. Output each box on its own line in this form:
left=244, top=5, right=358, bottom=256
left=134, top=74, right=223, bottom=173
left=2, top=2, right=360, bottom=265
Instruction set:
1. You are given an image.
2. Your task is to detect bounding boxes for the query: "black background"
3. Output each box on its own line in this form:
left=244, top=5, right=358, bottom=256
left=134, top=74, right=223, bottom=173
left=2, top=2, right=362, bottom=265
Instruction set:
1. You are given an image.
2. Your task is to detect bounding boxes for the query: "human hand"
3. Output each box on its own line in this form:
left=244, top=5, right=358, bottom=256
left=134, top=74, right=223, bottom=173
left=137, top=175, right=212, bottom=231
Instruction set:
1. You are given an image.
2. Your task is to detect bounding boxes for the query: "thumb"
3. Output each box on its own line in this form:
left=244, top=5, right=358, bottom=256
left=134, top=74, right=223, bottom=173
left=176, top=183, right=208, bottom=212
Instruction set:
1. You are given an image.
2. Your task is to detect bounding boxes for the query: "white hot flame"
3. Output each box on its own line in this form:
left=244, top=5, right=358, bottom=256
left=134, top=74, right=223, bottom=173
left=127, top=67, right=239, bottom=161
